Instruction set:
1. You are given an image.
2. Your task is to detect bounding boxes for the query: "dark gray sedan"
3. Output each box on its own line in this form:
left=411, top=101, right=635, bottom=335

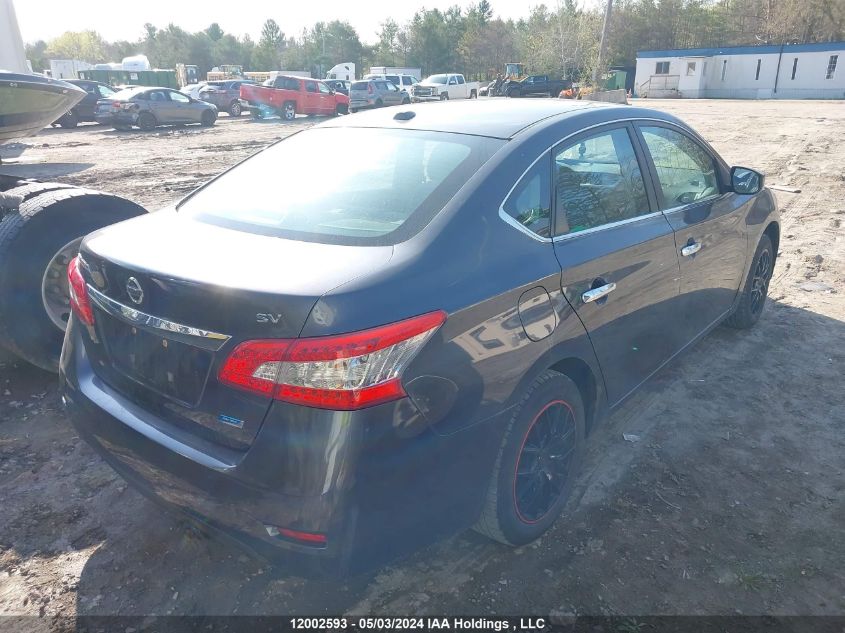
left=62, top=100, right=777, bottom=572
left=95, top=86, right=218, bottom=131
left=197, top=80, right=255, bottom=116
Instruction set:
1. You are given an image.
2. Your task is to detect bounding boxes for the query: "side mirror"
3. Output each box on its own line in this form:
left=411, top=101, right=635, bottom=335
left=731, top=166, right=764, bottom=194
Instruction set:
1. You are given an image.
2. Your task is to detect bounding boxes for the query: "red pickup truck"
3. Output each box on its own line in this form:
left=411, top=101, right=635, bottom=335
left=240, top=75, right=350, bottom=120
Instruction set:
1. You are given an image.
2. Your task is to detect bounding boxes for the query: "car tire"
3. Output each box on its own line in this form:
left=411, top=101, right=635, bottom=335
left=349, top=107, right=358, bottom=114
left=440, top=93, right=449, bottom=101
left=201, top=110, right=217, bottom=127
left=508, top=88, right=519, bottom=98
left=402, top=96, right=411, bottom=105
left=335, top=104, right=348, bottom=116
left=136, top=112, right=156, bottom=131
left=474, top=370, right=586, bottom=546
left=59, top=109, right=79, bottom=129
left=724, top=233, right=775, bottom=330
left=282, top=102, right=296, bottom=121
left=0, top=189, right=147, bottom=371
left=470, top=90, right=477, bottom=99
left=228, top=101, right=243, bottom=117
left=113, top=123, right=131, bottom=131
left=375, top=99, right=384, bottom=108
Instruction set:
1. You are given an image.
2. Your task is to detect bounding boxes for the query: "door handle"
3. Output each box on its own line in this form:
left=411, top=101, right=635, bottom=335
left=582, top=282, right=616, bottom=304
left=681, top=241, right=702, bottom=257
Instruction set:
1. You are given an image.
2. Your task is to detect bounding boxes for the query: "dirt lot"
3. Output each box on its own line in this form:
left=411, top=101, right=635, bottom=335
left=1, top=101, right=844, bottom=625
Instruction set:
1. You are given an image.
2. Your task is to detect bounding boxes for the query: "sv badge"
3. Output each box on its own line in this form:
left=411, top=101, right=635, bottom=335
left=256, top=313, right=284, bottom=324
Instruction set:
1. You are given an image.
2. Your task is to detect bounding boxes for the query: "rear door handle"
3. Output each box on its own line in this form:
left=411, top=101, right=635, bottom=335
left=582, top=282, right=616, bottom=304
left=681, top=241, right=702, bottom=257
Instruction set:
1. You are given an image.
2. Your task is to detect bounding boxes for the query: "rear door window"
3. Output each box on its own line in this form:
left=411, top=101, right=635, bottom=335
left=501, top=154, right=551, bottom=238
left=169, top=91, right=190, bottom=103
left=553, top=127, right=650, bottom=235
left=305, top=81, right=318, bottom=93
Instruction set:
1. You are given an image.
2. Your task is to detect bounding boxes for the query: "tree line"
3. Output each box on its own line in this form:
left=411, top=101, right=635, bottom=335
left=25, top=0, right=844, bottom=82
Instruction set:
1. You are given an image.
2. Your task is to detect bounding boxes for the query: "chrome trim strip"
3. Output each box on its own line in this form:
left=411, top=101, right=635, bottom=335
left=552, top=211, right=664, bottom=243
left=661, top=192, right=730, bottom=215
left=497, top=116, right=724, bottom=243
left=87, top=285, right=231, bottom=351
left=497, top=150, right=553, bottom=243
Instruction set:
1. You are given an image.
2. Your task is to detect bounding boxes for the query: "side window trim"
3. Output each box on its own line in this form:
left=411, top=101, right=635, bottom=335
left=497, top=151, right=553, bottom=243
left=550, top=122, right=659, bottom=239
left=632, top=121, right=726, bottom=214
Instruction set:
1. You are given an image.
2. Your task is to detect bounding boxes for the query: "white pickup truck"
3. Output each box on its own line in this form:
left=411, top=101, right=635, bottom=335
left=411, top=73, right=479, bottom=102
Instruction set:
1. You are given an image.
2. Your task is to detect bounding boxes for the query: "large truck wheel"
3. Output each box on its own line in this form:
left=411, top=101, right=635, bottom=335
left=0, top=188, right=147, bottom=372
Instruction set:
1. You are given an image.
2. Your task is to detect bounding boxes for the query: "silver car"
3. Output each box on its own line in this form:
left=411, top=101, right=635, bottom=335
left=348, top=79, right=408, bottom=113
left=95, top=86, right=218, bottom=131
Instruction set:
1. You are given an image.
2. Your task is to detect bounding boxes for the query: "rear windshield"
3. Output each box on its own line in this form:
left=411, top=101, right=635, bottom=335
left=178, top=128, right=504, bottom=246
left=428, top=75, right=449, bottom=84
left=111, top=87, right=146, bottom=99
left=351, top=81, right=370, bottom=90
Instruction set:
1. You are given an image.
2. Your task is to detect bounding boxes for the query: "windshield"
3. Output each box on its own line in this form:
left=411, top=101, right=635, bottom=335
left=179, top=128, right=504, bottom=245
left=428, top=74, right=448, bottom=84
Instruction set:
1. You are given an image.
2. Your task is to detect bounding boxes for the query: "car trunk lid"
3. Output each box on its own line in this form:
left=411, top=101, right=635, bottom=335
left=78, top=210, right=393, bottom=451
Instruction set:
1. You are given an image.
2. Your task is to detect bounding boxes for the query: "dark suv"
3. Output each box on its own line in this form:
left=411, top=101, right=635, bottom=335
left=61, top=100, right=778, bottom=571
left=53, top=79, right=116, bottom=128
left=198, top=79, right=255, bottom=116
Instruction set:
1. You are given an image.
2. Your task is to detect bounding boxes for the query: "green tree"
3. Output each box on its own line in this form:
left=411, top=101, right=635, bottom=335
left=44, top=31, right=107, bottom=62
left=25, top=40, right=48, bottom=72
left=205, top=23, right=224, bottom=42
left=253, top=19, right=285, bottom=70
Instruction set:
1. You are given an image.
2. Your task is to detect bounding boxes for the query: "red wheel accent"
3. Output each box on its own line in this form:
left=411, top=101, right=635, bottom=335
left=512, top=399, right=575, bottom=525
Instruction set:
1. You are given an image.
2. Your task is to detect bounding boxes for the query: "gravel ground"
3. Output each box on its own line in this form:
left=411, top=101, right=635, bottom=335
left=0, top=100, right=843, bottom=624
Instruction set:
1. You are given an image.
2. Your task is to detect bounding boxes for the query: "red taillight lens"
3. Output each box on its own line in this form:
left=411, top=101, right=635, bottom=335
left=219, top=310, right=446, bottom=410
left=368, top=82, right=373, bottom=94
left=265, top=525, right=327, bottom=546
left=67, top=256, right=95, bottom=326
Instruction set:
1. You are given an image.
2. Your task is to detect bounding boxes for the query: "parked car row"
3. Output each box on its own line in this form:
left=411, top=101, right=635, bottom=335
left=52, top=70, right=573, bottom=133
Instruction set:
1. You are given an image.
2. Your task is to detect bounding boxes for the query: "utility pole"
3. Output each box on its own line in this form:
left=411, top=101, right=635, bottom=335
left=592, top=0, right=613, bottom=86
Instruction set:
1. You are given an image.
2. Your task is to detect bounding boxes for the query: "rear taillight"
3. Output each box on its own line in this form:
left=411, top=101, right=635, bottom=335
left=368, top=83, right=373, bottom=94
left=218, top=310, right=446, bottom=410
left=67, top=256, right=94, bottom=326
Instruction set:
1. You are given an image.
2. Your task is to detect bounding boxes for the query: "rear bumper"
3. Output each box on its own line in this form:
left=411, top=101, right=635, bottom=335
left=59, top=320, right=505, bottom=568
left=349, top=97, right=376, bottom=108
left=94, top=112, right=136, bottom=126
left=60, top=323, right=359, bottom=562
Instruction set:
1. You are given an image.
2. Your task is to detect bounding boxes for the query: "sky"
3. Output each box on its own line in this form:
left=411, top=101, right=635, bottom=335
left=14, top=0, right=551, bottom=46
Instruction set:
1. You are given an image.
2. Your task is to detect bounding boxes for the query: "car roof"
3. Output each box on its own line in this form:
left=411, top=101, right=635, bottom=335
left=319, top=99, right=637, bottom=139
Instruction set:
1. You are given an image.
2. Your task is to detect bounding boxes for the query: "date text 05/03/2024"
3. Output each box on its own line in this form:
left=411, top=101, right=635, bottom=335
left=289, top=617, right=547, bottom=631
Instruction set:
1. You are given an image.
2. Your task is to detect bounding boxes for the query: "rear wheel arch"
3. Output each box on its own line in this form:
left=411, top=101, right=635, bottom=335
left=548, top=357, right=599, bottom=435
left=503, top=343, right=604, bottom=437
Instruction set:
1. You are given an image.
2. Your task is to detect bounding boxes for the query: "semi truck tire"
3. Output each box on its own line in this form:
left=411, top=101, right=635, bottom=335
left=0, top=188, right=147, bottom=372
